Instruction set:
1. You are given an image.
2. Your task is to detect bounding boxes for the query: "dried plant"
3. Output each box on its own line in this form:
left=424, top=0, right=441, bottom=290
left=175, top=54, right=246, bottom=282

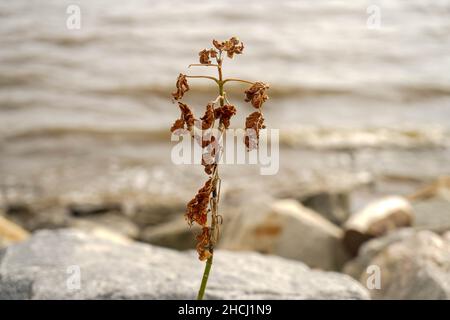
left=170, top=37, right=269, bottom=300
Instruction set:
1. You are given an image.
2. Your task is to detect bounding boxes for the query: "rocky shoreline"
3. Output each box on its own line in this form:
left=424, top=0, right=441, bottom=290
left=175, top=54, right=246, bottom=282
left=1, top=176, right=449, bottom=299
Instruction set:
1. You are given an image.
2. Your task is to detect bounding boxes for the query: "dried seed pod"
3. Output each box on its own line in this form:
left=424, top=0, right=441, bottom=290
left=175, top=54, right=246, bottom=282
left=199, top=48, right=219, bottom=64
left=199, top=49, right=211, bottom=64
left=224, top=37, right=244, bottom=58
left=196, top=227, right=212, bottom=261
left=200, top=103, right=215, bottom=130
left=245, top=111, right=266, bottom=150
left=212, top=37, right=244, bottom=58
left=172, top=73, right=190, bottom=100
left=214, top=104, right=237, bottom=129
left=185, top=178, right=213, bottom=226
left=244, top=82, right=269, bottom=109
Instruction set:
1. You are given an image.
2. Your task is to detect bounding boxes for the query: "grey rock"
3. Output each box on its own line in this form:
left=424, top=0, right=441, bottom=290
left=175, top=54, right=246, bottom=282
left=342, top=228, right=415, bottom=278
left=300, top=191, right=350, bottom=225
left=130, top=198, right=186, bottom=227
left=0, top=229, right=369, bottom=300
left=344, top=230, right=450, bottom=299
left=139, top=217, right=199, bottom=250
left=412, top=198, right=450, bottom=233
left=68, top=203, right=122, bottom=217
left=220, top=199, right=350, bottom=271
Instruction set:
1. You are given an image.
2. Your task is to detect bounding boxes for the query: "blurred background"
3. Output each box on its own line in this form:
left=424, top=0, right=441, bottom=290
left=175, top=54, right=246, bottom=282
left=0, top=0, right=450, bottom=299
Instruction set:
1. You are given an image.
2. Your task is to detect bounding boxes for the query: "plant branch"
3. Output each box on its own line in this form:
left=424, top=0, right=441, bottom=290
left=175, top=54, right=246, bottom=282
left=222, top=78, right=255, bottom=85
left=189, top=63, right=219, bottom=68
left=185, top=75, right=219, bottom=84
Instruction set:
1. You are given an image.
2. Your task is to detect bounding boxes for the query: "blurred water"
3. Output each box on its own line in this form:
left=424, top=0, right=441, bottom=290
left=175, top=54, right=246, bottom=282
left=0, top=0, right=449, bottom=206
left=1, top=0, right=450, bottom=132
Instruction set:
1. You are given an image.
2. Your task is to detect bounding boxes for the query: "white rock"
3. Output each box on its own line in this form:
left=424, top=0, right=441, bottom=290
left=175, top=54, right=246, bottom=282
left=343, top=196, right=413, bottom=255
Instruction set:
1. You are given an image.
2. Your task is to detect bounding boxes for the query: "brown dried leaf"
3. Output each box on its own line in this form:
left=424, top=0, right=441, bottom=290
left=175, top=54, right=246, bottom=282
left=178, top=102, right=195, bottom=131
left=200, top=103, right=215, bottom=130
left=196, top=227, right=212, bottom=261
left=244, top=82, right=269, bottom=109
left=171, top=73, right=190, bottom=100
left=245, top=111, right=266, bottom=150
left=214, top=104, right=237, bottom=129
left=212, top=39, right=225, bottom=51
left=185, top=178, right=213, bottom=226
left=170, top=118, right=185, bottom=133
left=199, top=48, right=218, bottom=64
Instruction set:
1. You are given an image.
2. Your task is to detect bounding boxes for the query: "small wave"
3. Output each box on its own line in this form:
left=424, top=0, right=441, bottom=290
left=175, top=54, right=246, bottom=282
left=279, top=127, right=448, bottom=150
left=33, top=33, right=105, bottom=47
left=5, top=125, right=448, bottom=151
left=89, top=83, right=354, bottom=100
left=5, top=127, right=171, bottom=142
left=88, top=81, right=450, bottom=101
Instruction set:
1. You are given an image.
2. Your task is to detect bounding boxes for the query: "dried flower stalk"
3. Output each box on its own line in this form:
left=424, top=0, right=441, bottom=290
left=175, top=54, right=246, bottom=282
left=170, top=37, right=269, bottom=300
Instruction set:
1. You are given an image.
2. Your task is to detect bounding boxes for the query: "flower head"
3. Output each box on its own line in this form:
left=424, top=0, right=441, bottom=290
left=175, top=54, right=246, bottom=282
left=212, top=37, right=244, bottom=59
left=199, top=49, right=218, bottom=64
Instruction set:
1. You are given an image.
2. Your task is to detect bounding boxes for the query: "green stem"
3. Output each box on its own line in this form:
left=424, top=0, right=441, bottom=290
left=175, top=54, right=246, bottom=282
left=196, top=57, right=224, bottom=301
left=197, top=254, right=213, bottom=300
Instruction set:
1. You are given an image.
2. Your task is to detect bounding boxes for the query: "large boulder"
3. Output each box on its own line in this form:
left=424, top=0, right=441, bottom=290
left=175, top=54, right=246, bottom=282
left=343, top=196, right=413, bottom=255
left=275, top=171, right=373, bottom=225
left=343, top=228, right=415, bottom=279
left=0, top=229, right=369, bottom=300
left=220, top=199, right=350, bottom=271
left=344, top=230, right=450, bottom=299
